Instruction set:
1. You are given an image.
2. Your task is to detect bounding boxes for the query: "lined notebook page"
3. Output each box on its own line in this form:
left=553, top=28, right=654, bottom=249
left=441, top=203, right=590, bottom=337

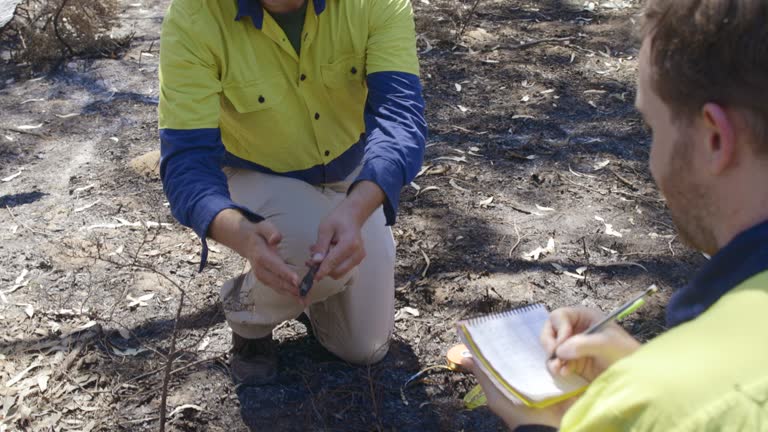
left=462, top=305, right=587, bottom=402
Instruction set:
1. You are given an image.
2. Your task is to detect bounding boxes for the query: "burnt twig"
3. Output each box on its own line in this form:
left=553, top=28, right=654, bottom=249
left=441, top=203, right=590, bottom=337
left=158, top=291, right=185, bottom=432
left=53, top=0, right=74, bottom=55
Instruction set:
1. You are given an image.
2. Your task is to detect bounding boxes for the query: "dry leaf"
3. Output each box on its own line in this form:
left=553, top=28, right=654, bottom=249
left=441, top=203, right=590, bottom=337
left=2, top=395, right=16, bottom=418
left=478, top=196, right=494, bottom=207
left=415, top=165, right=431, bottom=178
left=416, top=186, right=439, bottom=197
left=6, top=360, right=41, bottom=387
left=74, top=200, right=100, bottom=213
left=523, top=237, right=555, bottom=261
left=564, top=271, right=586, bottom=280
left=449, top=178, right=470, bottom=192
left=454, top=83, right=462, bottom=92
left=594, top=159, right=611, bottom=170
left=16, top=123, right=43, bottom=130
left=170, top=404, right=204, bottom=417
left=108, top=245, right=125, bottom=257
left=47, top=320, right=62, bottom=333
left=75, top=321, right=99, bottom=332
left=457, top=105, right=469, bottom=113
left=127, top=293, right=155, bottom=307
left=419, top=249, right=430, bottom=278
left=111, top=346, right=148, bottom=357
left=16, top=303, right=34, bottom=318
left=197, top=337, right=211, bottom=352
left=521, top=95, right=530, bottom=102
left=36, top=375, right=49, bottom=392
left=72, top=183, right=96, bottom=195
left=431, top=156, right=467, bottom=163
left=14, top=269, right=28, bottom=285
left=402, top=306, right=420, bottom=317
left=425, top=165, right=449, bottom=175
left=535, top=204, right=555, bottom=212
left=605, top=224, right=623, bottom=238
left=54, top=113, right=79, bottom=119
left=1, top=170, right=22, bottom=182
left=575, top=266, right=588, bottom=275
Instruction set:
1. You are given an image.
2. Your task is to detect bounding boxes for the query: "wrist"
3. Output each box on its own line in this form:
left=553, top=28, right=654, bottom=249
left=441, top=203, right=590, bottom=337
left=209, top=208, right=253, bottom=256
left=346, top=180, right=386, bottom=226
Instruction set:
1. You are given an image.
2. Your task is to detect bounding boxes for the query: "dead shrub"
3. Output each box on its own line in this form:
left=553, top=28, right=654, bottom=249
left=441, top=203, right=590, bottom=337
left=0, top=0, right=132, bottom=70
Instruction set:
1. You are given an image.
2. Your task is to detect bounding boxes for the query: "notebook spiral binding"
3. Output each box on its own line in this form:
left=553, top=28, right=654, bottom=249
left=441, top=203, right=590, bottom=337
left=464, top=303, right=546, bottom=326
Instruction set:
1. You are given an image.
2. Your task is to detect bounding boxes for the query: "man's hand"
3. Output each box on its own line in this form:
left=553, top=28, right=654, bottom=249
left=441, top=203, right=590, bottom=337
left=310, top=181, right=385, bottom=280
left=541, top=307, right=641, bottom=381
left=461, top=356, right=573, bottom=430
left=209, top=209, right=300, bottom=298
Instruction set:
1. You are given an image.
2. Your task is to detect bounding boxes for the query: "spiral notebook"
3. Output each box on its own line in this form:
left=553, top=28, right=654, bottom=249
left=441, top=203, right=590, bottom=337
left=457, top=304, right=588, bottom=408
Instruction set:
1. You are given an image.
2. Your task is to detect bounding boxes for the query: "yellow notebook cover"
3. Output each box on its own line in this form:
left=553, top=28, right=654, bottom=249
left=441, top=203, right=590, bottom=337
left=457, top=304, right=588, bottom=408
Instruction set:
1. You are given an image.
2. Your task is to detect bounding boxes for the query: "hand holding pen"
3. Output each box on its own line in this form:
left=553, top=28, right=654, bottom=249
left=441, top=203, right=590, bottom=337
left=541, top=285, right=658, bottom=381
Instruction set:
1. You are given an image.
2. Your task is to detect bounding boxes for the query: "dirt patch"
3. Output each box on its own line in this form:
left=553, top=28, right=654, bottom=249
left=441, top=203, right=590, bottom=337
left=128, top=150, right=160, bottom=179
left=0, top=0, right=701, bottom=431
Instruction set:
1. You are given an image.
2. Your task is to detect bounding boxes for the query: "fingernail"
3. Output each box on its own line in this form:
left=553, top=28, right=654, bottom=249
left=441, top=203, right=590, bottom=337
left=312, top=253, right=324, bottom=262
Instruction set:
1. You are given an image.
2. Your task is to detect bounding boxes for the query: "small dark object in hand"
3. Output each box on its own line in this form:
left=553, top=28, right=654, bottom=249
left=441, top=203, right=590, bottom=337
left=299, top=264, right=319, bottom=297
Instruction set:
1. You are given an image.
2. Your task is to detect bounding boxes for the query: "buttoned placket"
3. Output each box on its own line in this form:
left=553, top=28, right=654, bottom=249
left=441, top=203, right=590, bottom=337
left=258, top=1, right=331, bottom=183
left=295, top=6, right=332, bottom=183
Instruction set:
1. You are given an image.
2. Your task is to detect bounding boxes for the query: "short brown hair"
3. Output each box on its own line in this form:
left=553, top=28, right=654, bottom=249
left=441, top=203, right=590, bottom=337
left=642, top=0, right=768, bottom=153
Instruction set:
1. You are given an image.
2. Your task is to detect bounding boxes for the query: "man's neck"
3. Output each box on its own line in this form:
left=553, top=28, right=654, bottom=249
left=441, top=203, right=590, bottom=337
left=713, top=169, right=768, bottom=251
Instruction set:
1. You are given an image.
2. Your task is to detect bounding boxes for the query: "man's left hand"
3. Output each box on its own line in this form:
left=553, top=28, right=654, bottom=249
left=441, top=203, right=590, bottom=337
left=310, top=181, right=385, bottom=280
left=461, top=356, right=575, bottom=430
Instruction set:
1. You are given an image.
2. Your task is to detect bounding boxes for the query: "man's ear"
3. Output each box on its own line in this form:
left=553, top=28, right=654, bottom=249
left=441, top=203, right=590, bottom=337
left=701, top=103, right=736, bottom=175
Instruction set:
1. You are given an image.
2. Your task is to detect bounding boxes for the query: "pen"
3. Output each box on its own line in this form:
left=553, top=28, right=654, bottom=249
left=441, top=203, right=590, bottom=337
left=299, top=263, right=319, bottom=297
left=548, top=284, right=659, bottom=361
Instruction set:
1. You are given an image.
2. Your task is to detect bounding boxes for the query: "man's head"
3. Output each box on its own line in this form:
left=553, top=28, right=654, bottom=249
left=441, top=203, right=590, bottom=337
left=636, top=0, right=768, bottom=255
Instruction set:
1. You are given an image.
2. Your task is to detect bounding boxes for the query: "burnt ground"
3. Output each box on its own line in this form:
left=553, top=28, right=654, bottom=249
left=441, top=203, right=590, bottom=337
left=0, top=0, right=704, bottom=431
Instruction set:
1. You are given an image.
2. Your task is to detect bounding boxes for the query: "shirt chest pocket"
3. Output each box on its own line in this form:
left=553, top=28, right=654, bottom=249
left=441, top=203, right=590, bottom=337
left=320, top=55, right=366, bottom=89
left=222, top=79, right=288, bottom=113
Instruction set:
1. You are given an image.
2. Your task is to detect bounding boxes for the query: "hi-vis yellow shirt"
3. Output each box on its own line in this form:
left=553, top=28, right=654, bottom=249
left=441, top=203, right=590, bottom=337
left=560, top=271, right=768, bottom=431
left=158, top=0, right=419, bottom=173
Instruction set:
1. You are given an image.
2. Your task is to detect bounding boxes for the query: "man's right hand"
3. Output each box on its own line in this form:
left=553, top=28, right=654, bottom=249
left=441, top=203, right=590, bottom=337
left=209, top=209, right=300, bottom=298
left=541, top=307, right=641, bottom=381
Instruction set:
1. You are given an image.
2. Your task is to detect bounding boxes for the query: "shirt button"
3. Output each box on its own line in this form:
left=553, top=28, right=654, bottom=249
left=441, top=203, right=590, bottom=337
left=258, top=96, right=265, bottom=103
left=350, top=67, right=357, bottom=74
left=300, top=74, right=306, bottom=81
left=314, top=112, right=320, bottom=120
left=324, top=150, right=330, bottom=156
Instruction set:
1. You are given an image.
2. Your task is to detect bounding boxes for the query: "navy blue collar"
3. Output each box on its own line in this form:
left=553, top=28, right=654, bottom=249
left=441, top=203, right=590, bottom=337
left=666, top=219, right=768, bottom=328
left=235, top=0, right=325, bottom=29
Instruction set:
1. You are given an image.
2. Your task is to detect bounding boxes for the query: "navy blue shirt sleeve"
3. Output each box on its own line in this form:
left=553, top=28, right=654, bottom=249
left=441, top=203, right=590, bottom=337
left=159, top=128, right=263, bottom=271
left=355, top=71, right=427, bottom=225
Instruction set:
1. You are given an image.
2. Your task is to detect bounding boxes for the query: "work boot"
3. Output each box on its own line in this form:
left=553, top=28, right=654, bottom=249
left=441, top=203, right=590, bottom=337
left=230, top=332, right=278, bottom=386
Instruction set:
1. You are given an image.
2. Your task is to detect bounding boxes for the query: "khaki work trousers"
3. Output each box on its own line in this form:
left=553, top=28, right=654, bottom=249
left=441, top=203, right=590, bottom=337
left=219, top=167, right=396, bottom=365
